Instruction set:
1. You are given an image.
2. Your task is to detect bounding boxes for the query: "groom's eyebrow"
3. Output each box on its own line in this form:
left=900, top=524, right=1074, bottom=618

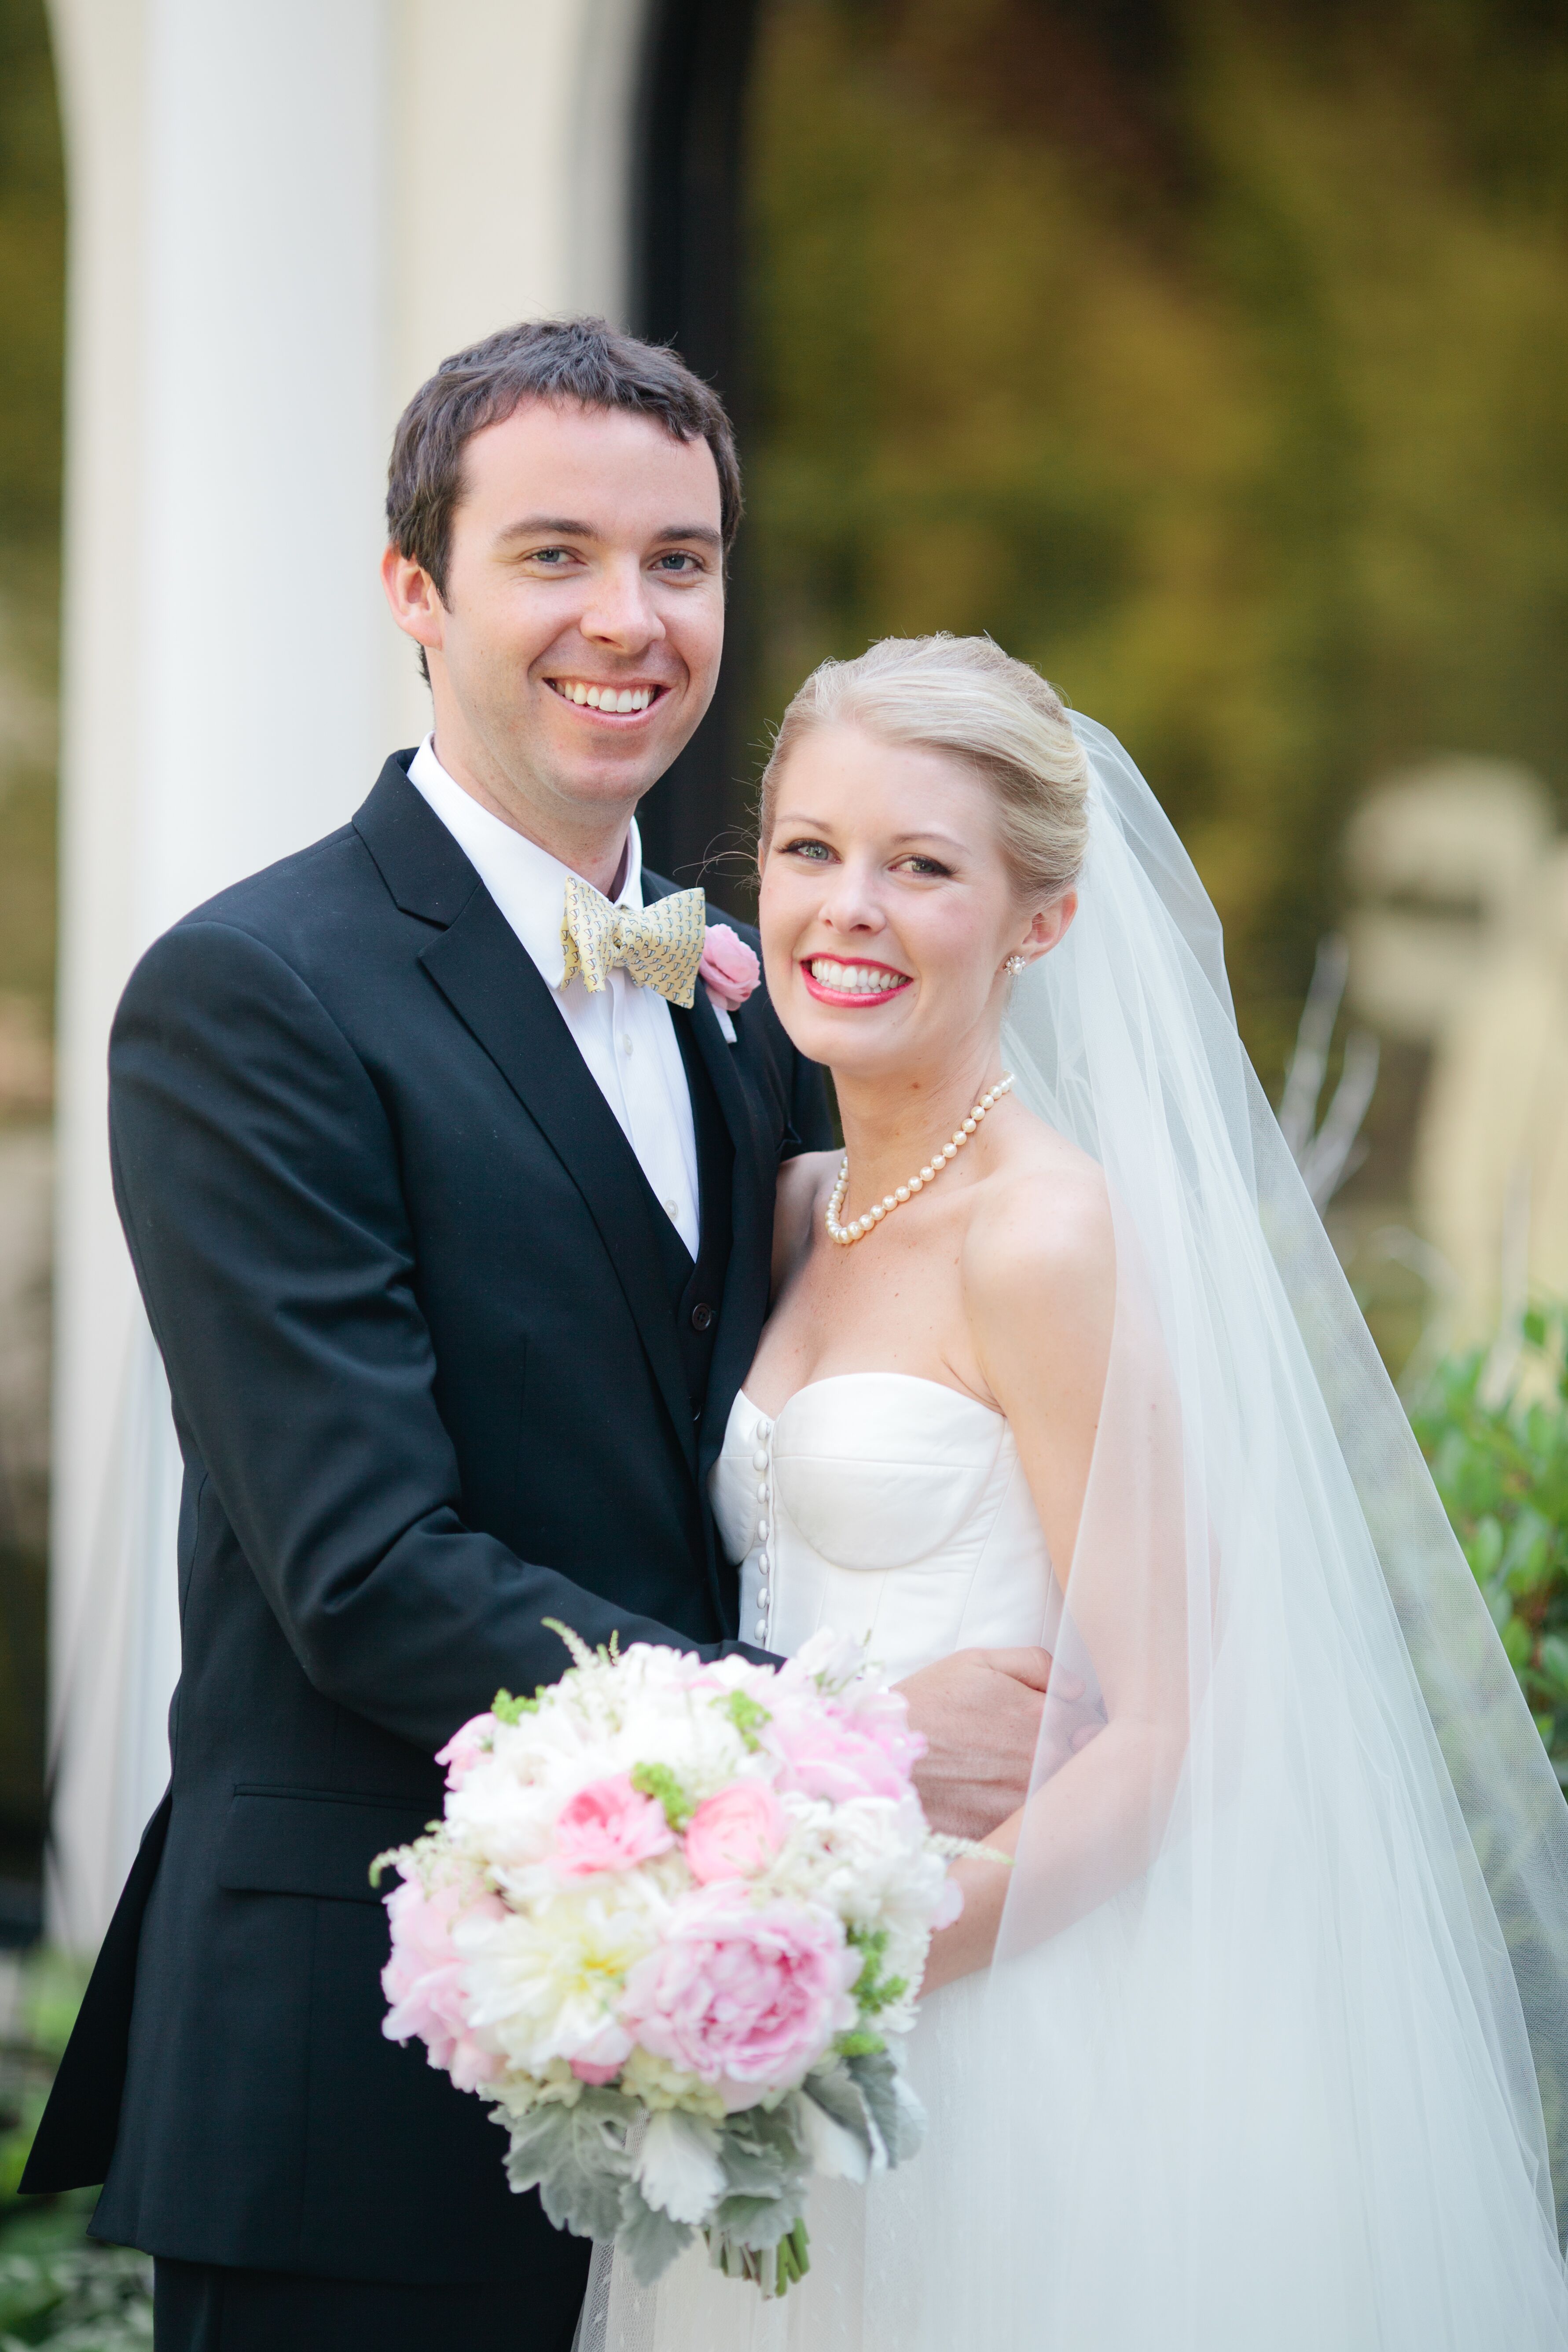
left=497, top=515, right=599, bottom=542
left=496, top=515, right=723, bottom=550
left=650, top=522, right=724, bottom=549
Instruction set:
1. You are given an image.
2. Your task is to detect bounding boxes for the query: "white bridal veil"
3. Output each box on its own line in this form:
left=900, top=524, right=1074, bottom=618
left=586, top=716, right=1568, bottom=2350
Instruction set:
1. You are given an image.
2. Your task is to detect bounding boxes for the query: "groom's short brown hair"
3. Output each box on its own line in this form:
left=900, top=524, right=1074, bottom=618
left=386, top=316, right=742, bottom=602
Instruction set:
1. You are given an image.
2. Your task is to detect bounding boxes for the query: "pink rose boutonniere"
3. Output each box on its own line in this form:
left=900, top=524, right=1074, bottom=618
left=698, top=924, right=760, bottom=1037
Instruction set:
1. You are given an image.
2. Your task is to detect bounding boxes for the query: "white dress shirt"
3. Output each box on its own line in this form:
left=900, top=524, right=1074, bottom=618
left=408, top=737, right=701, bottom=1257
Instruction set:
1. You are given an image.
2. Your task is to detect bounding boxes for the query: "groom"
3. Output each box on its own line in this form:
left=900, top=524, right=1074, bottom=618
left=24, top=319, right=1058, bottom=2349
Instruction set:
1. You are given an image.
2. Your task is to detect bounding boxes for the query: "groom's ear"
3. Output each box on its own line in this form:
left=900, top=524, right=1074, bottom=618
left=382, top=544, right=446, bottom=658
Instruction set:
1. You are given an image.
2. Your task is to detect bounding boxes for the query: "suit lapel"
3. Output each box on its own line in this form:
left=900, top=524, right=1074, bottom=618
left=643, top=877, right=777, bottom=1476
left=354, top=769, right=780, bottom=1489
left=419, top=885, right=699, bottom=1474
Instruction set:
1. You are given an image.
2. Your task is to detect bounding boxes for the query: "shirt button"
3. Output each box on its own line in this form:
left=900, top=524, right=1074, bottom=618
left=664, top=1199, right=679, bottom=1220
left=621, top=1034, right=634, bottom=1055
left=690, top=1302, right=715, bottom=1332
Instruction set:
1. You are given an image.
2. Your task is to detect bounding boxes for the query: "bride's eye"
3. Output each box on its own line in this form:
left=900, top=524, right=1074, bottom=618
left=782, top=837, right=834, bottom=862
left=899, top=853, right=954, bottom=877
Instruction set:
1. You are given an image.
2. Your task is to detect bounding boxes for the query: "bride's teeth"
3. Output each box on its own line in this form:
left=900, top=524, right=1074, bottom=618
left=811, top=959, right=906, bottom=993
left=571, top=683, right=587, bottom=704
left=616, top=689, right=634, bottom=713
left=585, top=686, right=602, bottom=708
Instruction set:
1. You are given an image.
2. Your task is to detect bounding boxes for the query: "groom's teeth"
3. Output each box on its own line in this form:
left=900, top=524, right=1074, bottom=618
left=810, top=959, right=909, bottom=993
left=554, top=681, right=655, bottom=712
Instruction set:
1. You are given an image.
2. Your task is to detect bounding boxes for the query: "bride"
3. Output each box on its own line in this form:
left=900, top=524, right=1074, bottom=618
left=587, top=634, right=1568, bottom=2348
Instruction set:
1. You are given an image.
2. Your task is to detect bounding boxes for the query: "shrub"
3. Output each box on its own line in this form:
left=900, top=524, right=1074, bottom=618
left=1410, top=1305, right=1568, bottom=1785
left=0, top=1950, right=151, bottom=2345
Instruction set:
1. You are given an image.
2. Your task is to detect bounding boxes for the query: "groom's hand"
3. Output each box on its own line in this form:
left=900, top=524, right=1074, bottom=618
left=896, top=1646, right=1102, bottom=1840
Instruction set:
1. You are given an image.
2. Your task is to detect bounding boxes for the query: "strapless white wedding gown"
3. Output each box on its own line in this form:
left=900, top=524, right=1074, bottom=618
left=582, top=1371, right=1568, bottom=2352
left=716, top=1372, right=1055, bottom=1673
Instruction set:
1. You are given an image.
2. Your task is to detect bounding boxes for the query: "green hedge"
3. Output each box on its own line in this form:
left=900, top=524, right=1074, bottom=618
left=0, top=1953, right=150, bottom=2348
left=1410, top=1305, right=1568, bottom=1786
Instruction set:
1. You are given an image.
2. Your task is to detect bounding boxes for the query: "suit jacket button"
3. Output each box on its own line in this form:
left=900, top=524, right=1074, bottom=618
left=690, top=1302, right=715, bottom=1332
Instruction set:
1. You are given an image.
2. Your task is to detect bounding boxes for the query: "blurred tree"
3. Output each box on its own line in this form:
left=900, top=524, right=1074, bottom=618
left=0, top=0, right=61, bottom=1933
left=0, top=0, right=60, bottom=1014
left=740, top=0, right=1568, bottom=1079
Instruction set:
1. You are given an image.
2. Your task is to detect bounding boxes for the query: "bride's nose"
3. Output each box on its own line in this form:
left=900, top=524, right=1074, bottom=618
left=818, top=859, right=886, bottom=933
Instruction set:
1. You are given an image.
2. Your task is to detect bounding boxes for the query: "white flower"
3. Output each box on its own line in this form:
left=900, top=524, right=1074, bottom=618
left=456, top=1878, right=662, bottom=2075
left=621, top=2043, right=727, bottom=2118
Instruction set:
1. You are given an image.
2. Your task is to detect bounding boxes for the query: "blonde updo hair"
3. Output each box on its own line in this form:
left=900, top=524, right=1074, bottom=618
left=759, top=635, right=1090, bottom=901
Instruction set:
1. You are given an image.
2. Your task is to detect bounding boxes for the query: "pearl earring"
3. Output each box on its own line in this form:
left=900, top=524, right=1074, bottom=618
left=1004, top=954, right=1027, bottom=976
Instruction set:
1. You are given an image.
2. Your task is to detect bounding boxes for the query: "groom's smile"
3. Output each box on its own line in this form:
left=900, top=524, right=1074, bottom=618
left=543, top=676, right=667, bottom=719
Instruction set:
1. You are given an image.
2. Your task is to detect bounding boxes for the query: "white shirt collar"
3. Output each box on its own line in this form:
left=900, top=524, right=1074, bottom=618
left=407, top=735, right=643, bottom=990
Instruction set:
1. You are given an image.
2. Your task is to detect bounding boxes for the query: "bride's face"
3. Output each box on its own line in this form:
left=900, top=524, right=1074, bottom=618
left=758, top=722, right=1074, bottom=1086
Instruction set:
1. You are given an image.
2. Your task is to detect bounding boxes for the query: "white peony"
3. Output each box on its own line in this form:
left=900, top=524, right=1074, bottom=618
left=456, top=1877, right=664, bottom=2076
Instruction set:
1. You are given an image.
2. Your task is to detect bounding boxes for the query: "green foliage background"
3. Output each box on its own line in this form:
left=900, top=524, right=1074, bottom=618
left=741, top=0, right=1568, bottom=1079
left=1413, top=1305, right=1568, bottom=1787
left=0, top=0, right=61, bottom=1015
left=0, top=0, right=61, bottom=1933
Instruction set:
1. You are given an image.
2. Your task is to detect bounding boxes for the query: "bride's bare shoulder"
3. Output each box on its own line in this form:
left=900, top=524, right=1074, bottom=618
left=962, top=1117, right=1115, bottom=1349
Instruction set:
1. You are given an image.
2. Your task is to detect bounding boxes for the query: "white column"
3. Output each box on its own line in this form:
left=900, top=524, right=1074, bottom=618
left=45, top=0, right=648, bottom=1949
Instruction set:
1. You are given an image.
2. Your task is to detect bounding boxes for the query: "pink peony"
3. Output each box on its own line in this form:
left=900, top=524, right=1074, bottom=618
left=435, top=1711, right=498, bottom=1791
left=698, top=924, right=760, bottom=1014
left=619, top=1885, right=859, bottom=2097
left=569, top=2016, right=636, bottom=2085
left=381, top=1873, right=504, bottom=2090
left=767, top=1687, right=925, bottom=1804
left=554, top=1774, right=676, bottom=1875
left=683, top=1780, right=787, bottom=1884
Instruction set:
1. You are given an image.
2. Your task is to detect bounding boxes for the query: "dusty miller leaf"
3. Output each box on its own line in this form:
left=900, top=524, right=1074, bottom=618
left=846, top=2048, right=925, bottom=2167
left=502, top=2090, right=635, bottom=2240
left=617, top=2179, right=696, bottom=2286
left=802, top=2062, right=876, bottom=2165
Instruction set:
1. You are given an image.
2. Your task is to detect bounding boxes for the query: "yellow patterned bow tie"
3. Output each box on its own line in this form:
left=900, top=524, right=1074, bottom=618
left=560, top=872, right=707, bottom=1009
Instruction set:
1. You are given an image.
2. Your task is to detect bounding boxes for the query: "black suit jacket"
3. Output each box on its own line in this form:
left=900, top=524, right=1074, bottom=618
left=23, top=755, right=830, bottom=2290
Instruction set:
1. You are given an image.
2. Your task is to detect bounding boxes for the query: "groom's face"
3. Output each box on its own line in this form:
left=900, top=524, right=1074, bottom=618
left=391, top=398, right=726, bottom=835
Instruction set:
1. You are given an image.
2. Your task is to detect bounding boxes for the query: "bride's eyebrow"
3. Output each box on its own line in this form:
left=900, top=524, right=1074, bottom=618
left=889, top=828, right=966, bottom=856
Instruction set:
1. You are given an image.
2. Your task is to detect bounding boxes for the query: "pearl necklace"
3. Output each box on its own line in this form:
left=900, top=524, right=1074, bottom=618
left=825, top=1073, right=1016, bottom=1246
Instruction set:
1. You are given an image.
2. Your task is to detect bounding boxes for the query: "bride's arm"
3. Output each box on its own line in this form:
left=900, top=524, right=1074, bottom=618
left=922, top=1163, right=1188, bottom=1991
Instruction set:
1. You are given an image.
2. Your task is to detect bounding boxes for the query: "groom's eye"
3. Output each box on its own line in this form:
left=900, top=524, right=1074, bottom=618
left=653, top=551, right=704, bottom=574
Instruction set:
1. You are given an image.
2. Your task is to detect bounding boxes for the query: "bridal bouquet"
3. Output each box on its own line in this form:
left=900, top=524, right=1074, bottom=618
left=374, top=1624, right=967, bottom=2297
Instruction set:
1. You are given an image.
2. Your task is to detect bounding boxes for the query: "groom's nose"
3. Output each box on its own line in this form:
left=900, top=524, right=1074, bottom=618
left=579, top=556, right=665, bottom=650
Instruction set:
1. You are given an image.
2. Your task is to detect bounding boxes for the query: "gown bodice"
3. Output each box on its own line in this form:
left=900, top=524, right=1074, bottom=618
left=709, top=1372, right=1055, bottom=1681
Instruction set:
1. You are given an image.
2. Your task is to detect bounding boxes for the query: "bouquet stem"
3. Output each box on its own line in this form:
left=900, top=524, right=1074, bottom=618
left=706, top=2218, right=812, bottom=2298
